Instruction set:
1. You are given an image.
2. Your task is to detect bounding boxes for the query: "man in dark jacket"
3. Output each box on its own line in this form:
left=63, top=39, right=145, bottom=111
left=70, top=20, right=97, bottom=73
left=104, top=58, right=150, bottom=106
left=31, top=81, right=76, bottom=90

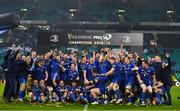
left=6, top=46, right=21, bottom=102
left=151, top=55, right=162, bottom=81
left=160, top=53, right=172, bottom=105
left=1, top=49, right=12, bottom=99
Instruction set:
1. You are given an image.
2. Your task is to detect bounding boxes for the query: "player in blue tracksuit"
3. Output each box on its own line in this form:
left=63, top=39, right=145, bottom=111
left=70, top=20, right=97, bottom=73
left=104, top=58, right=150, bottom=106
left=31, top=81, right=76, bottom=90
left=68, top=63, right=79, bottom=81
left=51, top=56, right=61, bottom=82
left=123, top=56, right=138, bottom=104
left=84, top=58, right=97, bottom=85
left=68, top=81, right=80, bottom=102
left=105, top=57, right=123, bottom=104
left=137, top=60, right=156, bottom=105
left=90, top=69, right=106, bottom=104
left=32, top=59, right=48, bottom=82
left=52, top=80, right=68, bottom=102
left=29, top=79, right=41, bottom=102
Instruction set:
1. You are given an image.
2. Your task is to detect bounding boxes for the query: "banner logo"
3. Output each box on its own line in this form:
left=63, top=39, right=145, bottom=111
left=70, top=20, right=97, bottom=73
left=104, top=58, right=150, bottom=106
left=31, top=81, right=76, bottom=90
left=50, top=34, right=59, bottom=42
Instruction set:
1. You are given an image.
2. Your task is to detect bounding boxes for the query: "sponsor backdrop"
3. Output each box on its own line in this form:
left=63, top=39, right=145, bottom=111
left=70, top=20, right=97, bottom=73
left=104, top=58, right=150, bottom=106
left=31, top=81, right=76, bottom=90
left=37, top=30, right=143, bottom=47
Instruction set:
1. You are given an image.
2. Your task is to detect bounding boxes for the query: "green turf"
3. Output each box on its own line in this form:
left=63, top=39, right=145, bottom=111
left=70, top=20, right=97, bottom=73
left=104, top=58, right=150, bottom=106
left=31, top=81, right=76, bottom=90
left=0, top=84, right=180, bottom=110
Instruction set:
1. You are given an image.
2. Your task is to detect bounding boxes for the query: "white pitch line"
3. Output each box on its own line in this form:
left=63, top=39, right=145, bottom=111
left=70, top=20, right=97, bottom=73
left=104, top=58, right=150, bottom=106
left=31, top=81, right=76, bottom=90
left=83, top=104, right=88, bottom=111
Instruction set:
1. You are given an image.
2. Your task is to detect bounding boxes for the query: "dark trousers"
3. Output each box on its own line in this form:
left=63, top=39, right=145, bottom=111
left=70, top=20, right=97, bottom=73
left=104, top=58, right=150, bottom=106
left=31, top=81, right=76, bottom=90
left=14, top=79, right=20, bottom=98
left=3, top=73, right=8, bottom=98
left=6, top=75, right=17, bottom=101
left=164, top=85, right=172, bottom=105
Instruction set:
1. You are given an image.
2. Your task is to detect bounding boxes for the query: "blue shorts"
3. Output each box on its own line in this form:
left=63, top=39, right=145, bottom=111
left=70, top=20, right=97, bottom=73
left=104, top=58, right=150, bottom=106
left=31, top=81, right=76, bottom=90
left=143, top=80, right=152, bottom=87
left=18, top=78, right=26, bottom=84
left=33, top=95, right=40, bottom=102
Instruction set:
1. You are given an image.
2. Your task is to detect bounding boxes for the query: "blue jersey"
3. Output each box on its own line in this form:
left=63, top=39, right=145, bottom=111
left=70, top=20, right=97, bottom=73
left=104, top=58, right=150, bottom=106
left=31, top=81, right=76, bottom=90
left=51, top=60, right=60, bottom=73
left=94, top=58, right=99, bottom=71
left=63, top=58, right=72, bottom=69
left=44, top=59, right=52, bottom=74
left=138, top=66, right=155, bottom=84
left=98, top=60, right=110, bottom=74
left=85, top=63, right=96, bottom=81
left=124, top=63, right=136, bottom=77
left=68, top=85, right=80, bottom=95
left=124, top=63, right=136, bottom=86
left=55, top=84, right=68, bottom=97
left=60, top=59, right=70, bottom=80
left=44, top=59, right=52, bottom=81
left=68, top=69, right=79, bottom=80
left=111, top=62, right=123, bottom=83
left=30, top=85, right=40, bottom=96
left=79, top=63, right=87, bottom=80
left=33, top=66, right=47, bottom=81
left=51, top=60, right=61, bottom=80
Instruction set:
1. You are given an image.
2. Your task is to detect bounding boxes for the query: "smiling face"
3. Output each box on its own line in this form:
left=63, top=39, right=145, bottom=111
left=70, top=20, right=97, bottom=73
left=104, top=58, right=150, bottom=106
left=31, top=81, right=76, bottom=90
left=124, top=56, right=130, bottom=64
left=31, top=51, right=37, bottom=58
left=16, top=53, right=22, bottom=60
left=33, top=80, right=38, bottom=87
left=109, top=57, right=115, bottom=65
left=89, top=58, right=94, bottom=64
left=70, top=63, right=76, bottom=70
left=59, top=80, right=64, bottom=87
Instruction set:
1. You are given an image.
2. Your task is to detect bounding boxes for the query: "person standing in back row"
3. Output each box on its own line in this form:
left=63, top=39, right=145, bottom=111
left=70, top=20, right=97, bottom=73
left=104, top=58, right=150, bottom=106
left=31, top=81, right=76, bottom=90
left=160, top=52, right=172, bottom=105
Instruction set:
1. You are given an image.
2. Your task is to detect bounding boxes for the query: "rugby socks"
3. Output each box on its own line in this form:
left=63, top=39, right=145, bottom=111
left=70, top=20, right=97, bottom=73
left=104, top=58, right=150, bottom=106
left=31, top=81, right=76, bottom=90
left=61, top=95, right=66, bottom=102
left=18, top=90, right=25, bottom=99
left=141, top=92, right=146, bottom=102
left=155, top=92, right=161, bottom=104
left=114, top=88, right=122, bottom=99
left=70, top=93, right=76, bottom=102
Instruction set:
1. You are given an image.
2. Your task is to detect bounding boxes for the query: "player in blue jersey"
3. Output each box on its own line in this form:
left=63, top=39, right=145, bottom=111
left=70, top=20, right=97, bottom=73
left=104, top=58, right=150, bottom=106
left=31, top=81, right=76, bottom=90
left=84, top=57, right=96, bottom=85
left=137, top=60, right=156, bottom=106
left=104, top=57, right=123, bottom=104
left=61, top=54, right=72, bottom=80
left=32, top=59, right=48, bottom=82
left=43, top=53, right=52, bottom=85
left=78, top=85, right=88, bottom=104
left=29, top=79, right=41, bottom=103
left=79, top=57, right=87, bottom=81
left=52, top=79, right=68, bottom=102
left=90, top=69, right=106, bottom=105
left=68, top=63, right=79, bottom=81
left=98, top=56, right=110, bottom=74
left=51, top=55, right=61, bottom=82
left=123, top=56, right=138, bottom=105
left=67, top=81, right=80, bottom=102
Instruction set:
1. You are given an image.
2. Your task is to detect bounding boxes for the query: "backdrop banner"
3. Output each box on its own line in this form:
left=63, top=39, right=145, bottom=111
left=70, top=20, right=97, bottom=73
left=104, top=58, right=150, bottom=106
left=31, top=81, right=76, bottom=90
left=37, top=31, right=143, bottom=46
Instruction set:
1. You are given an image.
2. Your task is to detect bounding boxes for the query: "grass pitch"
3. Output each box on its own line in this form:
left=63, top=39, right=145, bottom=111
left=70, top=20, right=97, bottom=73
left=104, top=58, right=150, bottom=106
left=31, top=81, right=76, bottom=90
left=0, top=84, right=180, bottom=110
